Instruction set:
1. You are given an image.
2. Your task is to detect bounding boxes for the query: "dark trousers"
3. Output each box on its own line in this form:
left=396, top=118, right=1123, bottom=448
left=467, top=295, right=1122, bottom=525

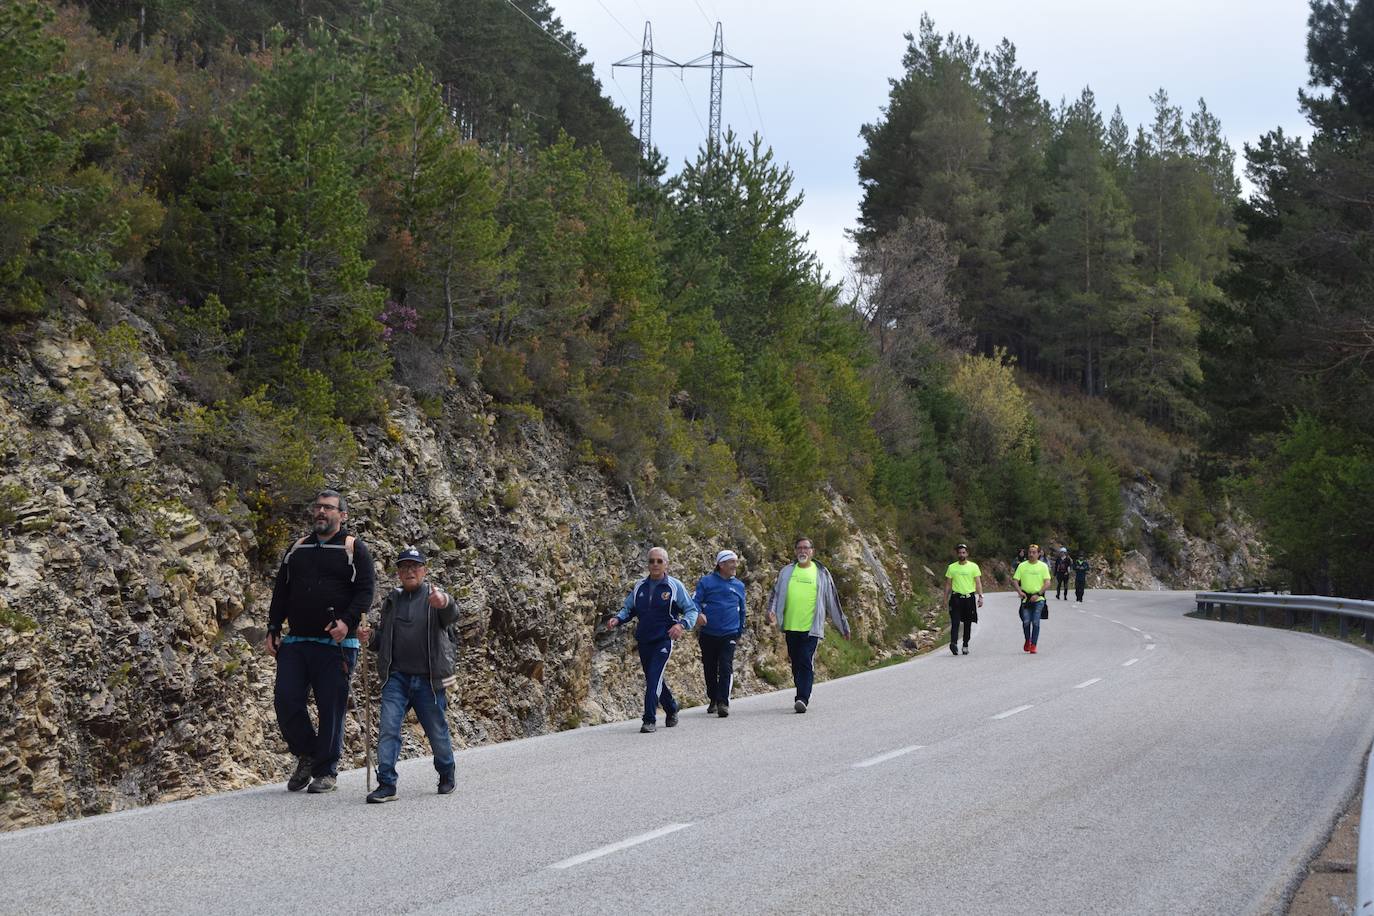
left=1075, top=579, right=1086, bottom=601
left=949, top=595, right=976, bottom=646
left=698, top=632, right=739, bottom=705
left=637, top=638, right=679, bottom=724
left=784, top=631, right=820, bottom=703
left=1055, top=574, right=1069, bottom=598
left=274, top=641, right=356, bottom=777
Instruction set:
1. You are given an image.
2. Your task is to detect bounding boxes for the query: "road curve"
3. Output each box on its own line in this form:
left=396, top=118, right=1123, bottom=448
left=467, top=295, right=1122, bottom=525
left=3, top=589, right=1372, bottom=915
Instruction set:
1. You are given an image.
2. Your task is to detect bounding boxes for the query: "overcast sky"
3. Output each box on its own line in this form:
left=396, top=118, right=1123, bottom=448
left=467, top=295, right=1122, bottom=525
left=545, top=0, right=1314, bottom=283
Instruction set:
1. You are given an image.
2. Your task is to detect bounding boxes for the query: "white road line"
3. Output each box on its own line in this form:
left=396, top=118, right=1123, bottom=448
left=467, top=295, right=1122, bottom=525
left=1123, top=658, right=1140, bottom=667
left=1144, top=634, right=1154, bottom=641
left=853, top=745, right=926, bottom=769
left=1110, top=619, right=1122, bottom=625
left=1128, top=626, right=1141, bottom=632
left=992, top=705, right=1034, bottom=720
left=1073, top=678, right=1102, bottom=689
left=549, top=823, right=693, bottom=869
left=1147, top=644, right=1157, bottom=650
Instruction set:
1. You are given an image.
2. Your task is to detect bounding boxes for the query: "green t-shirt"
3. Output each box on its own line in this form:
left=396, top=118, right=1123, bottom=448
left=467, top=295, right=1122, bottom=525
left=1013, top=560, right=1052, bottom=597
left=945, top=561, right=981, bottom=595
left=783, top=563, right=819, bottom=631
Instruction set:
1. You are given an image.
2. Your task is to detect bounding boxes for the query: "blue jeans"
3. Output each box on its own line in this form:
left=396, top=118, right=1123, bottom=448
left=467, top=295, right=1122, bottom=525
left=1019, top=599, right=1044, bottom=645
left=377, top=672, right=455, bottom=788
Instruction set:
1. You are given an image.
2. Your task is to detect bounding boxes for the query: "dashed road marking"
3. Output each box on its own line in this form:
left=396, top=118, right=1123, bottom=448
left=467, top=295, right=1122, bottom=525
left=550, top=823, right=693, bottom=869
left=1123, top=658, right=1140, bottom=667
left=853, top=745, right=926, bottom=769
left=992, top=705, right=1034, bottom=720
left=1074, top=678, right=1102, bottom=689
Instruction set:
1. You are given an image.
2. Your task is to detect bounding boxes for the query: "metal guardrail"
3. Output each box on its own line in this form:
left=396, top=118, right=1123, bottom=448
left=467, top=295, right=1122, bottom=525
left=1194, top=589, right=1374, bottom=911
left=1193, top=591, right=1374, bottom=642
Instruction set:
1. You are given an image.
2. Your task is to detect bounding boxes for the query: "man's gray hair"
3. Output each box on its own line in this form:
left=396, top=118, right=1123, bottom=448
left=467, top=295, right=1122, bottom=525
left=317, top=489, right=347, bottom=513
left=648, top=546, right=668, bottom=560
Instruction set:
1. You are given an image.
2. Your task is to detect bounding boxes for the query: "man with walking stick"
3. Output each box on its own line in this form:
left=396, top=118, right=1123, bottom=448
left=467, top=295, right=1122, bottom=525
left=359, top=547, right=459, bottom=803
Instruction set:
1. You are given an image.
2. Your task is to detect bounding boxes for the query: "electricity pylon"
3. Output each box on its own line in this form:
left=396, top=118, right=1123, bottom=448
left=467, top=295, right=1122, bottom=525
left=612, top=22, right=681, bottom=174
left=681, top=22, right=752, bottom=160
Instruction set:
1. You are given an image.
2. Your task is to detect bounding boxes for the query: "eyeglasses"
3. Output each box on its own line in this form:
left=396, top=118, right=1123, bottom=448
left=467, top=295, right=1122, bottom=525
left=796, top=545, right=813, bottom=551
left=647, top=559, right=666, bottom=565
left=311, top=504, right=341, bottom=513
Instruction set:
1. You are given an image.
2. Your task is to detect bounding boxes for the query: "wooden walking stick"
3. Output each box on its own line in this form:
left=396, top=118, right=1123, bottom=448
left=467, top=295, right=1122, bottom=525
left=360, top=634, right=374, bottom=792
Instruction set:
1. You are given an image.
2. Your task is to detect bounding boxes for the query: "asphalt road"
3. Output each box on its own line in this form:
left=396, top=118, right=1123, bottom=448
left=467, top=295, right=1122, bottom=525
left=4, top=589, right=1372, bottom=915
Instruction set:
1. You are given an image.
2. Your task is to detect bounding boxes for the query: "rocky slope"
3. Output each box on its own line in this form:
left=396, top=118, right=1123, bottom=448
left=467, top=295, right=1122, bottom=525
left=0, top=309, right=927, bottom=831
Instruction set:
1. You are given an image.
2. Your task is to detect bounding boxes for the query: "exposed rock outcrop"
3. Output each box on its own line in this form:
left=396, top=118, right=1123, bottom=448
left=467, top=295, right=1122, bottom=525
left=0, top=315, right=924, bottom=831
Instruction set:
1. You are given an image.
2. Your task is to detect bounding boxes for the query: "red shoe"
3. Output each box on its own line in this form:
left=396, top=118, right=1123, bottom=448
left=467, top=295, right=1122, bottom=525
left=1029, top=644, right=1038, bottom=654
left=1023, top=641, right=1030, bottom=652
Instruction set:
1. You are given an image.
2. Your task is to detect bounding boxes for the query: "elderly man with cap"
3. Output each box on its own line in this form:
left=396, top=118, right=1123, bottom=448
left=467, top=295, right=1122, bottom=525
left=942, top=543, right=984, bottom=655
left=606, top=547, right=700, bottom=733
left=693, top=549, right=748, bottom=718
left=358, top=547, right=458, bottom=802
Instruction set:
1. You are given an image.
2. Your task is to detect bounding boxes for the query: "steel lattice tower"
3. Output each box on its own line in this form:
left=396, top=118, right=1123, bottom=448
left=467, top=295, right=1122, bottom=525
left=613, top=23, right=680, bottom=174
left=682, top=22, right=752, bottom=160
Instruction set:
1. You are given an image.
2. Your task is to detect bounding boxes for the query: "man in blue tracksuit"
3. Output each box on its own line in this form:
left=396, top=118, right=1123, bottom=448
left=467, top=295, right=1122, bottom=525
left=694, top=549, right=746, bottom=718
left=606, top=547, right=700, bottom=733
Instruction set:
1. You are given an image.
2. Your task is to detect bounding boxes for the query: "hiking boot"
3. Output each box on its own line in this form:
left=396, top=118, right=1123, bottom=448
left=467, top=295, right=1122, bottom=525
left=287, top=756, right=313, bottom=792
left=437, top=772, right=456, bottom=795
left=307, top=774, right=337, bottom=794
left=366, top=784, right=397, bottom=804
left=961, top=645, right=969, bottom=655
left=665, top=711, right=679, bottom=728
left=640, top=721, right=656, bottom=733
left=950, top=643, right=959, bottom=656
left=1029, top=644, right=1038, bottom=654
left=717, top=703, right=729, bottom=718
left=707, top=702, right=718, bottom=715
left=794, top=699, right=808, bottom=714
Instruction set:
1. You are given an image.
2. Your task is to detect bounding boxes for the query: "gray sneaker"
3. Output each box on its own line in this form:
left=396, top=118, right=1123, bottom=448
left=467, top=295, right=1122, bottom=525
left=287, top=756, right=313, bottom=792
left=717, top=703, right=729, bottom=718
left=794, top=699, right=807, bottom=714
left=640, top=722, right=656, bottom=733
left=307, top=774, right=337, bottom=794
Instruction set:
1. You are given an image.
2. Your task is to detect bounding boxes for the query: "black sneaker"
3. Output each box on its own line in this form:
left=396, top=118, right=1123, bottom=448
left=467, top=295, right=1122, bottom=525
left=665, top=711, right=679, bottom=728
left=950, top=643, right=959, bottom=656
left=961, top=645, right=969, bottom=655
left=794, top=699, right=807, bottom=714
left=287, top=756, right=313, bottom=792
left=717, top=704, right=729, bottom=718
left=366, top=784, right=397, bottom=804
left=640, top=722, right=656, bottom=733
left=707, top=702, right=718, bottom=715
left=307, top=774, right=337, bottom=794
left=437, top=773, right=456, bottom=795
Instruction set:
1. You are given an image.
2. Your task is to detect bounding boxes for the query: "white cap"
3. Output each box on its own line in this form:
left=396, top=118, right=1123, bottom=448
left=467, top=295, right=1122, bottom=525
left=715, top=549, right=739, bottom=567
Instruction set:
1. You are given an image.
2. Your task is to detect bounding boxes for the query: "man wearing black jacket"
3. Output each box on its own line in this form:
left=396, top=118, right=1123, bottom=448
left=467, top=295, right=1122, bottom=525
left=264, top=490, right=376, bottom=794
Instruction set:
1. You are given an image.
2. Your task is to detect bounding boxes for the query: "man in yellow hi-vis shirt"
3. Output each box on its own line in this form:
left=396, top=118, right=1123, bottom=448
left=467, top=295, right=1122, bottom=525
left=942, top=543, right=983, bottom=655
left=1012, top=543, right=1053, bottom=654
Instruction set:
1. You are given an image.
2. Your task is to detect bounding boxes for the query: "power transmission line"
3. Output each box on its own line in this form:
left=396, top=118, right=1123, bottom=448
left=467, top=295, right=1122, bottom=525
left=500, top=0, right=578, bottom=57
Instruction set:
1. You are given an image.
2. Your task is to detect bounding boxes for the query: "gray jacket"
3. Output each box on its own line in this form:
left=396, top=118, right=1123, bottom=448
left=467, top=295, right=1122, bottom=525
left=768, top=561, right=850, bottom=639
left=367, top=583, right=459, bottom=690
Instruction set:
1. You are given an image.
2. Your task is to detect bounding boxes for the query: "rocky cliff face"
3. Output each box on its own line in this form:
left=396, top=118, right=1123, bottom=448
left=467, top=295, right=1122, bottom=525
left=0, top=312, right=924, bottom=831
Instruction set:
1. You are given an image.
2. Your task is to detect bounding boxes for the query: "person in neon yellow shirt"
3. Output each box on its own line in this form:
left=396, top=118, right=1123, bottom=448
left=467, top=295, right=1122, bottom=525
left=765, top=536, right=851, bottom=713
left=942, top=543, right=984, bottom=655
left=1013, top=543, right=1053, bottom=653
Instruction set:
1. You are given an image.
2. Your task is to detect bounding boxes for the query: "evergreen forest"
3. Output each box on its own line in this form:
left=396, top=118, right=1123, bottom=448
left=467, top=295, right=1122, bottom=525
left=2, top=0, right=1372, bottom=597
